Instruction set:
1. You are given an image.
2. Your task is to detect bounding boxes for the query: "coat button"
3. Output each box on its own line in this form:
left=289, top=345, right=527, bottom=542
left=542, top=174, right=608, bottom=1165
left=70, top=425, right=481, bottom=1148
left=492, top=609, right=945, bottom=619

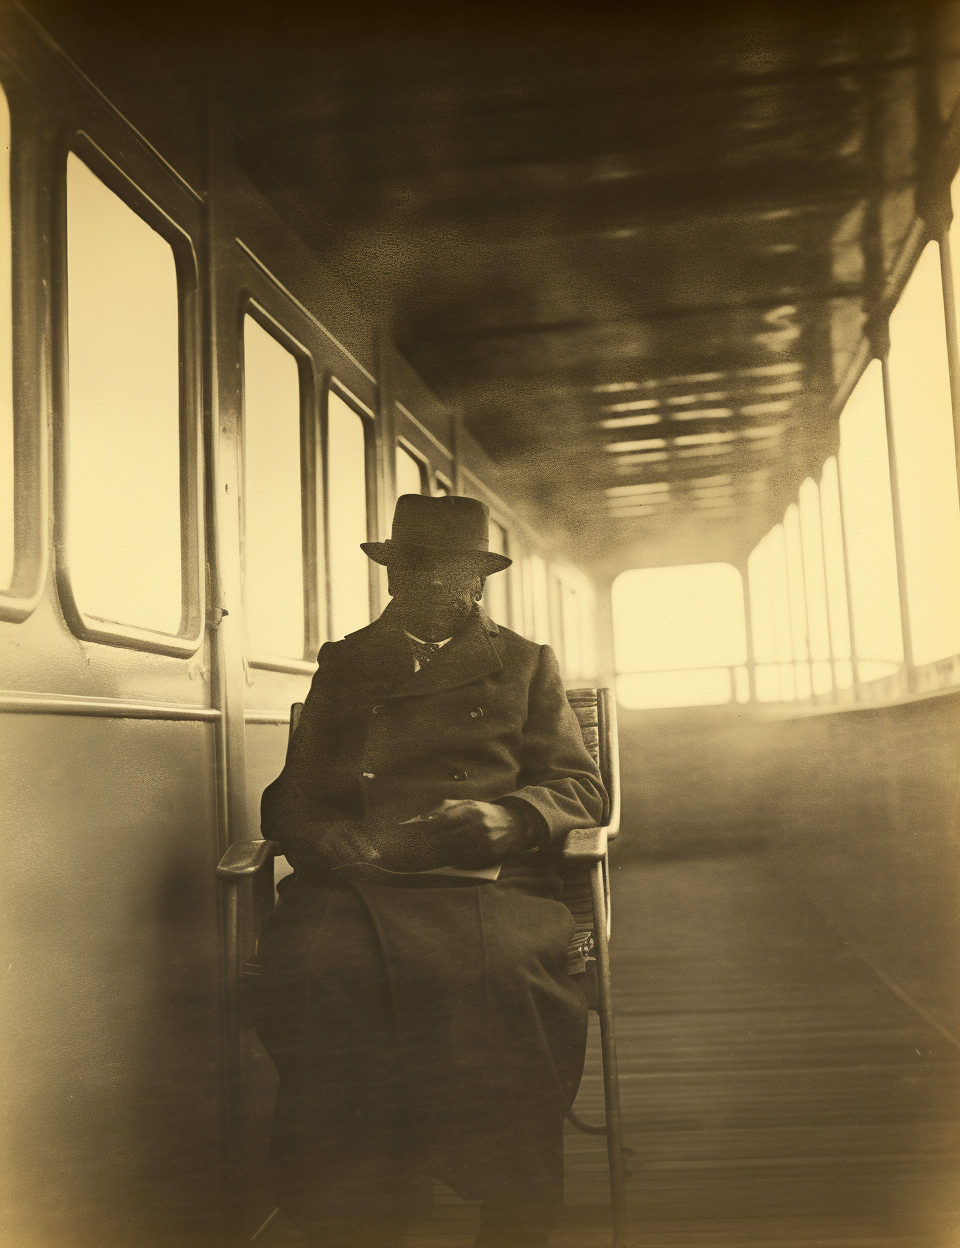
left=362, top=772, right=376, bottom=780
left=453, top=770, right=468, bottom=781
left=469, top=708, right=483, bottom=719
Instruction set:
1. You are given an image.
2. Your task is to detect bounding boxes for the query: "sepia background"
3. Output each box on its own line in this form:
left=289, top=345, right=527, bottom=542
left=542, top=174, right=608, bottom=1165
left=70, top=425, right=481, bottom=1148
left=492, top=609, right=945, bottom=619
left=1, top=1, right=959, bottom=1245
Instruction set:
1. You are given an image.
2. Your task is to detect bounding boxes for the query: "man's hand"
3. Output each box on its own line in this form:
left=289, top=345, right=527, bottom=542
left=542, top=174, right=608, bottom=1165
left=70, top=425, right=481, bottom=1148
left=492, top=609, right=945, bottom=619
left=325, top=802, right=532, bottom=874
left=417, top=799, right=530, bottom=866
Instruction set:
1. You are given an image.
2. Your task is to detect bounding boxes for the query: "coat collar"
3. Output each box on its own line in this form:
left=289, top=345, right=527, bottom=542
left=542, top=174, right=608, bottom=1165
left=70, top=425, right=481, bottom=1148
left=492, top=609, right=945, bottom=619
left=339, top=602, right=502, bottom=697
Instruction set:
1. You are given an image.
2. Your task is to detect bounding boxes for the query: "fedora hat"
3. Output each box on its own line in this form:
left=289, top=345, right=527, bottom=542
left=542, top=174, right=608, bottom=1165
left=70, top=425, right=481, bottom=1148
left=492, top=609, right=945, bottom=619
left=361, top=494, right=511, bottom=574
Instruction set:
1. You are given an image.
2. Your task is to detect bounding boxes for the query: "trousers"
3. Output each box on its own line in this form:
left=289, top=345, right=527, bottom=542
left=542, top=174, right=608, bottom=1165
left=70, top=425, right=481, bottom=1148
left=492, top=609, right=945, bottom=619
left=253, top=874, right=588, bottom=1242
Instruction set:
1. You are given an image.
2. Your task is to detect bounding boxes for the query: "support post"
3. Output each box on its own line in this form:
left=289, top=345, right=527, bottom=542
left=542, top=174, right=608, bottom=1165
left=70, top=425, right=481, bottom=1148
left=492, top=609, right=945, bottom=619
left=740, top=558, right=757, bottom=703
left=832, top=449, right=862, bottom=698
left=590, top=859, right=627, bottom=1246
left=937, top=230, right=960, bottom=499
left=879, top=352, right=916, bottom=683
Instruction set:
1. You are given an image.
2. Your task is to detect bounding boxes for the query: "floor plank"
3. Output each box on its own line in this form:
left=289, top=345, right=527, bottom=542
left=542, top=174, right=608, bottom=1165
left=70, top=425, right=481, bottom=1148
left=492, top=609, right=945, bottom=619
left=263, top=846, right=960, bottom=1247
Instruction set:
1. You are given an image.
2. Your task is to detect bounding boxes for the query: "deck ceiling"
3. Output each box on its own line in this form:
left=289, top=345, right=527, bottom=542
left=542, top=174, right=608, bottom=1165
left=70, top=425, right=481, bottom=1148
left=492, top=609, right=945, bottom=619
left=223, top=3, right=946, bottom=568
left=34, top=0, right=953, bottom=568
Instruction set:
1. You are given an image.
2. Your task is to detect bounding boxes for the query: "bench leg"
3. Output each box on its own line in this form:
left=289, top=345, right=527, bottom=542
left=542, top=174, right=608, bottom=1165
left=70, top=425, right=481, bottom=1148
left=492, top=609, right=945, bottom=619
left=590, top=858, right=628, bottom=1247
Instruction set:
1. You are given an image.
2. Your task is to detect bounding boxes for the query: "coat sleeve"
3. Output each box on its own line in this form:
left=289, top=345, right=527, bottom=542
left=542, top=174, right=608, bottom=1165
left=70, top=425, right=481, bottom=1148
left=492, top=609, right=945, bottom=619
left=260, top=644, right=375, bottom=871
left=499, top=644, right=607, bottom=849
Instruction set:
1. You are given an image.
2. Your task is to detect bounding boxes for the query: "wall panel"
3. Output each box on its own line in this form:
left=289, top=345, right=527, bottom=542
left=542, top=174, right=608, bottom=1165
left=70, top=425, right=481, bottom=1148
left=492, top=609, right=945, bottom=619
left=1, top=714, right=223, bottom=1248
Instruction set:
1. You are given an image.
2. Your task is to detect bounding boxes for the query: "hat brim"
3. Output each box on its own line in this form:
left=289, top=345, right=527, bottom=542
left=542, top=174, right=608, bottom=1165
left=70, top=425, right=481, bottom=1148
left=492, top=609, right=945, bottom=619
left=360, top=540, right=511, bottom=574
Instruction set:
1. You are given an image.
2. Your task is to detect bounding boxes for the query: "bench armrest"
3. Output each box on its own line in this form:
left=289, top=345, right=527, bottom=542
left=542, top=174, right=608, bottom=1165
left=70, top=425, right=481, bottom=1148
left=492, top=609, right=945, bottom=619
left=562, top=826, right=609, bottom=862
left=216, top=839, right=280, bottom=881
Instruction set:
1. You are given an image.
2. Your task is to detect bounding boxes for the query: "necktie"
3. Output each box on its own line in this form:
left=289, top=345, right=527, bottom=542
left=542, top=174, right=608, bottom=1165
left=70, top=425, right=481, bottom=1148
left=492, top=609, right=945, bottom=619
left=408, top=638, right=443, bottom=670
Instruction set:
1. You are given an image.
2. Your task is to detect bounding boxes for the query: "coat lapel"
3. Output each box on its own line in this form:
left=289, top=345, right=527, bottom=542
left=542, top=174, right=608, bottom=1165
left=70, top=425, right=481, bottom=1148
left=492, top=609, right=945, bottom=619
left=389, top=607, right=502, bottom=699
left=336, top=604, right=415, bottom=692
left=333, top=603, right=503, bottom=698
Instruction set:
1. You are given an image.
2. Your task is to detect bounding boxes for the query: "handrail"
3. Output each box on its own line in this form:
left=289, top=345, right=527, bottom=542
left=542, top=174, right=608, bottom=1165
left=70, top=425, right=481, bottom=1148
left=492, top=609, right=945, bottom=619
left=599, top=686, right=620, bottom=841
left=216, top=839, right=279, bottom=881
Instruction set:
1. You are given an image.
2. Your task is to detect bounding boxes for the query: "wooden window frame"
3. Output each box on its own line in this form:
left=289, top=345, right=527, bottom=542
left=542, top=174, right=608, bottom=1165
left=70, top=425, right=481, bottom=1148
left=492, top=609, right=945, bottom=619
left=396, top=436, right=430, bottom=496
left=394, top=399, right=454, bottom=495
left=484, top=514, right=512, bottom=626
left=240, top=299, right=320, bottom=675
left=0, top=64, right=48, bottom=624
left=52, top=132, right=205, bottom=657
left=324, top=377, right=378, bottom=631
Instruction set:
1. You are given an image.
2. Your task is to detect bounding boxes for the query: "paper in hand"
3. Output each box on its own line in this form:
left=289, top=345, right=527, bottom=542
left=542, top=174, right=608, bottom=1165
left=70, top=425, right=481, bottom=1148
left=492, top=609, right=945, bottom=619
left=397, top=812, right=502, bottom=880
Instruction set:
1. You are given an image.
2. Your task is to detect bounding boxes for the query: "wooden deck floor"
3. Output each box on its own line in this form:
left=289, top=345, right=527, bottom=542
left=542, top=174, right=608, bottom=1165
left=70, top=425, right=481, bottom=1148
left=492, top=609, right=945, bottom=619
left=416, top=848, right=960, bottom=1248
left=267, top=846, right=960, bottom=1248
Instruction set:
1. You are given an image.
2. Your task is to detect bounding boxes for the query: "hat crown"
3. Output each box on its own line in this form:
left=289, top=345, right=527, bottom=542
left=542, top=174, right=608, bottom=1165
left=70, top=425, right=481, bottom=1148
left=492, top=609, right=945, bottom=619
left=390, top=494, right=491, bottom=553
left=360, top=495, right=511, bottom=573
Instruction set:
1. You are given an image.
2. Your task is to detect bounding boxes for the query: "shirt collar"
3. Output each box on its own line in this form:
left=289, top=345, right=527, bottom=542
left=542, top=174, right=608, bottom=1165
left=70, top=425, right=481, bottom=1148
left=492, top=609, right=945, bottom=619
left=403, top=630, right=452, bottom=648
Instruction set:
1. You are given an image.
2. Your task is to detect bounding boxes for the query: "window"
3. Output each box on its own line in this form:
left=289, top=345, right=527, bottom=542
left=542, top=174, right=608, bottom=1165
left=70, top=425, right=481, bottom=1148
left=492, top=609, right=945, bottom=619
left=747, top=533, right=780, bottom=702
left=798, top=478, right=833, bottom=696
left=327, top=389, right=371, bottom=640
left=243, top=316, right=306, bottom=661
left=560, top=583, right=583, bottom=679
left=396, top=443, right=427, bottom=497
left=505, top=541, right=526, bottom=635
left=578, top=582, right=597, bottom=680
left=0, top=86, right=11, bottom=593
left=784, top=504, right=811, bottom=699
left=613, top=563, right=748, bottom=708
left=65, top=153, right=184, bottom=637
left=529, top=554, right=552, bottom=645
left=750, top=461, right=863, bottom=702
left=519, top=553, right=536, bottom=639
left=819, top=457, right=854, bottom=688
left=837, top=360, right=903, bottom=681
left=768, top=524, right=797, bottom=700
left=886, top=241, right=960, bottom=666
left=483, top=519, right=509, bottom=624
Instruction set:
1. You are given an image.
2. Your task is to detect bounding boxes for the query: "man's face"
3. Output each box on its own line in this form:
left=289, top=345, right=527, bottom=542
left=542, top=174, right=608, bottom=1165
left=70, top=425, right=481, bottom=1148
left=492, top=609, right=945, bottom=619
left=387, top=550, right=486, bottom=640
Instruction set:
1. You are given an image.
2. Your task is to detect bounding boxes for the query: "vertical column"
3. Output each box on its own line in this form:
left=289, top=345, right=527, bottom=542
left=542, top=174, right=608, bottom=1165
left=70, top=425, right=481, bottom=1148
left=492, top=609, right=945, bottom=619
left=861, top=58, right=913, bottom=688
left=373, top=332, right=397, bottom=612
left=202, top=71, right=250, bottom=1242
left=937, top=227, right=960, bottom=497
left=916, top=0, right=959, bottom=490
left=202, top=86, right=249, bottom=853
left=739, top=558, right=757, bottom=702
left=831, top=455, right=861, bottom=698
left=595, top=569, right=619, bottom=696
left=450, top=408, right=463, bottom=495
left=878, top=343, right=916, bottom=678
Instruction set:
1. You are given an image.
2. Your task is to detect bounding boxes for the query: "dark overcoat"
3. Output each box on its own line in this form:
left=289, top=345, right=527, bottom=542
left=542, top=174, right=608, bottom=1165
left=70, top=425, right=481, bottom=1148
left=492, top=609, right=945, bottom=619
left=261, top=602, right=606, bottom=872
left=255, top=604, right=606, bottom=1239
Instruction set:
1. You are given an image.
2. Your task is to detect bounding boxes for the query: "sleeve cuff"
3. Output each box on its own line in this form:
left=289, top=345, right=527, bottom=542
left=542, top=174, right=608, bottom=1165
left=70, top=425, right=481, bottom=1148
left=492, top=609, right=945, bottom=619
left=493, top=797, right=550, bottom=855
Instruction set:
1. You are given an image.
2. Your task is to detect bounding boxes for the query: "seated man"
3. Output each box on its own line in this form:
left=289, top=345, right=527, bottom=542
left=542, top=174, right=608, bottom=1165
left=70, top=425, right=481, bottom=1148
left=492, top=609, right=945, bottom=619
left=255, top=494, right=606, bottom=1248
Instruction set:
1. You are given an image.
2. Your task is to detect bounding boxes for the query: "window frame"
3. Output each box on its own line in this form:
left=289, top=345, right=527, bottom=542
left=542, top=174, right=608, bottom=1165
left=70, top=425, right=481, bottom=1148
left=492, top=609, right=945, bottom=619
left=239, top=298, right=320, bottom=675
left=482, top=515, right=512, bottom=626
left=52, top=132, right=205, bottom=656
left=395, top=436, right=430, bottom=496
left=559, top=579, right=583, bottom=681
left=394, top=399, right=454, bottom=496
left=0, top=63, right=48, bottom=624
left=886, top=239, right=960, bottom=669
left=612, top=562, right=749, bottom=709
left=324, top=377, right=378, bottom=635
